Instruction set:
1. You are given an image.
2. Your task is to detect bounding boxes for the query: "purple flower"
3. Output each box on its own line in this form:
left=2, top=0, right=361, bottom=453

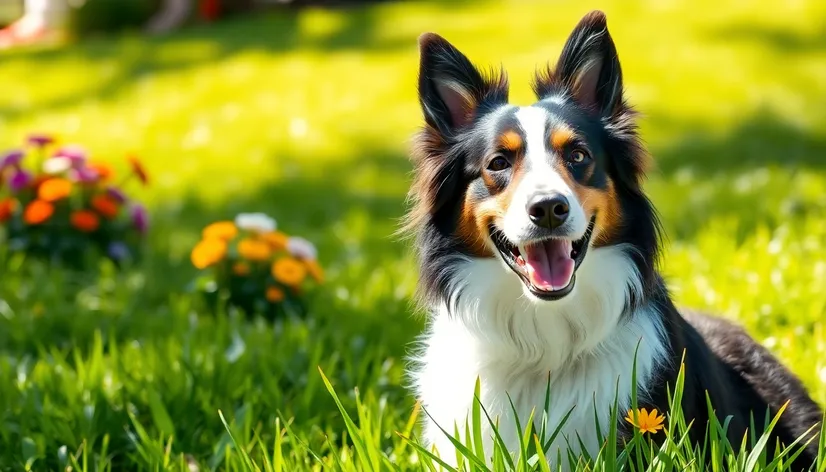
left=0, top=149, right=24, bottom=170
left=69, top=167, right=100, bottom=183
left=27, top=134, right=55, bottom=147
left=107, top=242, right=131, bottom=261
left=54, top=145, right=87, bottom=167
left=105, top=186, right=128, bottom=203
left=7, top=170, right=33, bottom=192
left=131, top=204, right=149, bottom=234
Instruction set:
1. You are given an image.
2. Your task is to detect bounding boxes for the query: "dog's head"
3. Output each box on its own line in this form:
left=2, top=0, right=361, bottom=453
left=406, top=11, right=660, bottom=306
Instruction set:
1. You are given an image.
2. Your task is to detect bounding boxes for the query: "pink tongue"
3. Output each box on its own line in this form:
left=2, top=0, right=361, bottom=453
left=524, top=239, right=575, bottom=291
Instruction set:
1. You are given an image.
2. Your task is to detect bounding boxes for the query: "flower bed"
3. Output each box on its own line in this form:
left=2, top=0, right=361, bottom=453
left=0, top=134, right=149, bottom=269
left=191, top=212, right=323, bottom=320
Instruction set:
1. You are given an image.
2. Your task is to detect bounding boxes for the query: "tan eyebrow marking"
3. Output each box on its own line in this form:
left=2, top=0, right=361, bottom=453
left=499, top=130, right=523, bottom=151
left=550, top=126, right=576, bottom=151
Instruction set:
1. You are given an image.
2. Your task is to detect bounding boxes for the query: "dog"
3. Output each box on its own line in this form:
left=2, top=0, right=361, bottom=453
left=402, top=10, right=823, bottom=470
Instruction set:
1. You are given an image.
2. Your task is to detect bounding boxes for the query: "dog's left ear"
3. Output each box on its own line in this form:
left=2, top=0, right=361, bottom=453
left=542, top=11, right=624, bottom=118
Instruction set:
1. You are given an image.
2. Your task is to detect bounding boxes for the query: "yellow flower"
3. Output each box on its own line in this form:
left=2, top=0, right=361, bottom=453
left=271, top=257, right=306, bottom=287
left=191, top=239, right=228, bottom=269
left=237, top=238, right=272, bottom=262
left=266, top=286, right=285, bottom=302
left=232, top=262, right=250, bottom=276
left=625, top=408, right=665, bottom=434
left=262, top=231, right=289, bottom=251
left=304, top=259, right=324, bottom=283
left=203, top=221, right=238, bottom=241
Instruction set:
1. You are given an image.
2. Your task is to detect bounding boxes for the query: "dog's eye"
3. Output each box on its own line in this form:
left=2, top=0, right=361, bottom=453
left=487, top=156, right=511, bottom=172
left=569, top=149, right=590, bottom=164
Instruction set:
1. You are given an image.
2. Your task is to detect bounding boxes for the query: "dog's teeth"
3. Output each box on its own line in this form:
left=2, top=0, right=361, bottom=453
left=516, top=255, right=525, bottom=266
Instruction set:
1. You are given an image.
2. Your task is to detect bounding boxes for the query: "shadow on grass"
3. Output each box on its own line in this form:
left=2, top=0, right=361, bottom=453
left=653, top=111, right=826, bottom=175
left=0, top=2, right=421, bottom=121
left=647, top=111, right=826, bottom=242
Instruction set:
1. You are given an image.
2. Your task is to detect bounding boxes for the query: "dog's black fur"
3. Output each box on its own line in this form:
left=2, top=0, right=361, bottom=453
left=645, top=288, right=823, bottom=469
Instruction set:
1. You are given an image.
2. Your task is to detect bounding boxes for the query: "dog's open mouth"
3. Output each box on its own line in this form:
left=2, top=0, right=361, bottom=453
left=489, top=216, right=596, bottom=300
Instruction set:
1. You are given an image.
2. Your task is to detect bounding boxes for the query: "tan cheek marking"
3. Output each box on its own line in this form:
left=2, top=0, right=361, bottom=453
left=550, top=126, right=575, bottom=151
left=574, top=180, right=622, bottom=246
left=456, top=163, right=526, bottom=257
left=456, top=193, right=493, bottom=257
left=551, top=158, right=620, bottom=245
left=477, top=164, right=525, bottom=234
left=499, top=131, right=522, bottom=152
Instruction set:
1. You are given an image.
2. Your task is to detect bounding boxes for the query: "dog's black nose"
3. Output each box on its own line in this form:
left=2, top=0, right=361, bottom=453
left=528, top=194, right=569, bottom=229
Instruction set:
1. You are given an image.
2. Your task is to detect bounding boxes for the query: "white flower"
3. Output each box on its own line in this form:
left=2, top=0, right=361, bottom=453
left=234, top=212, right=276, bottom=233
left=287, top=236, right=317, bottom=260
left=42, top=157, right=72, bottom=175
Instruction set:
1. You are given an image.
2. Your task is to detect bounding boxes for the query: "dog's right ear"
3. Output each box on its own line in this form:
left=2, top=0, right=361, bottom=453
left=417, top=33, right=508, bottom=136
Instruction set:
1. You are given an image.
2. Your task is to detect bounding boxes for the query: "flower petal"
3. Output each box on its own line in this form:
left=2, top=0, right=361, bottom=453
left=234, top=212, right=276, bottom=233
left=287, top=236, right=317, bottom=260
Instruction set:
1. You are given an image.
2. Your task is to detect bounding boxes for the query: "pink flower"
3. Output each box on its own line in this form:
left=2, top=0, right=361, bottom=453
left=0, top=150, right=24, bottom=170
left=27, top=134, right=54, bottom=147
left=69, top=166, right=100, bottom=183
left=131, top=204, right=148, bottom=234
left=7, top=170, right=32, bottom=192
left=54, top=145, right=87, bottom=167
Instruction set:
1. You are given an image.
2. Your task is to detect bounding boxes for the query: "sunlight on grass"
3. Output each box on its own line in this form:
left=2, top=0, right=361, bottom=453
left=0, top=0, right=825, bottom=468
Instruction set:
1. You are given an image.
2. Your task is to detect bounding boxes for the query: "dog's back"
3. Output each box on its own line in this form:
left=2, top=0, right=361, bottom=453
left=678, top=309, right=822, bottom=468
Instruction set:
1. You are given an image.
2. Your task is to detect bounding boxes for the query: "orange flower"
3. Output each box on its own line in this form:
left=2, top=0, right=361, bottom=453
left=203, top=221, right=238, bottom=241
left=271, top=257, right=306, bottom=287
left=265, top=286, right=285, bottom=303
left=0, top=198, right=18, bottom=223
left=232, top=262, right=250, bottom=276
left=625, top=408, right=665, bottom=434
left=91, top=194, right=120, bottom=219
left=237, top=238, right=272, bottom=262
left=191, top=239, right=227, bottom=269
left=70, top=210, right=100, bottom=232
left=88, top=162, right=115, bottom=181
left=304, top=259, right=324, bottom=283
left=23, top=200, right=54, bottom=225
left=128, top=155, right=149, bottom=185
left=38, top=178, right=72, bottom=202
left=262, top=231, right=289, bottom=251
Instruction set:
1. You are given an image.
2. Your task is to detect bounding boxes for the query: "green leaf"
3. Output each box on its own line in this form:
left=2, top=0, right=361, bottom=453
left=147, top=389, right=175, bottom=437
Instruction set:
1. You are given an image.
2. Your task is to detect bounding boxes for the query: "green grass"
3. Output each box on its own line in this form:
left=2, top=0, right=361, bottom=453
left=1, top=0, right=825, bottom=469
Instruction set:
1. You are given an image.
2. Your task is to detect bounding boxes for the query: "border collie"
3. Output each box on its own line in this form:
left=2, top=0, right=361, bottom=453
left=403, top=10, right=822, bottom=470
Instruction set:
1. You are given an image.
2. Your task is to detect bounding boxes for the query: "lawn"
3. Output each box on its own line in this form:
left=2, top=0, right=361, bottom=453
left=1, top=0, right=825, bottom=470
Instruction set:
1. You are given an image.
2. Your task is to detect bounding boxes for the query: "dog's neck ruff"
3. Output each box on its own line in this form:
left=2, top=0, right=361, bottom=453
left=410, top=245, right=669, bottom=466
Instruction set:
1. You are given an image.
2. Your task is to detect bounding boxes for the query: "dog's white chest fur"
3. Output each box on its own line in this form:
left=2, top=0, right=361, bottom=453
left=409, top=247, right=669, bottom=467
